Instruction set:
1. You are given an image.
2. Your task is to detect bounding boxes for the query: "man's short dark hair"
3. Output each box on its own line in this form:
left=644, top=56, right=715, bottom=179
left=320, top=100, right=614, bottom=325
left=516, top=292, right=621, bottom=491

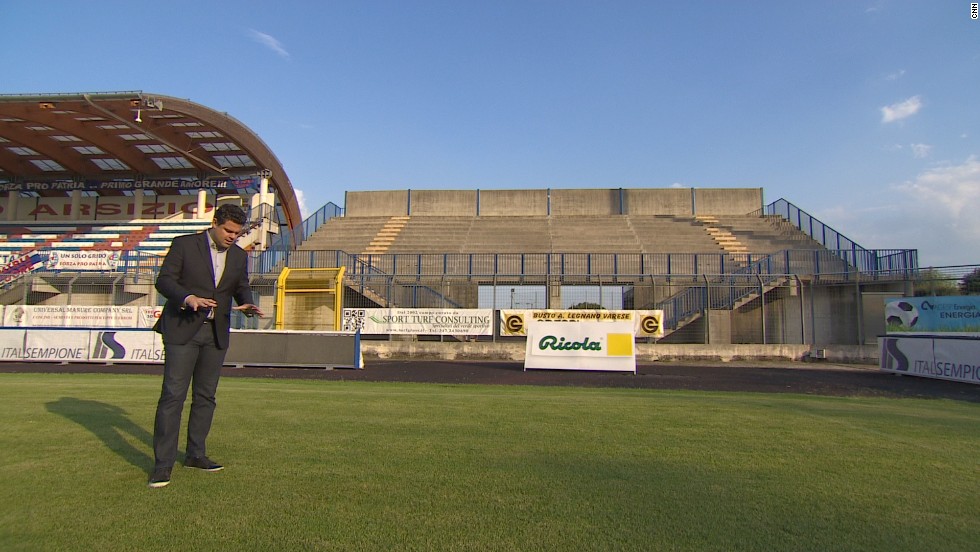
left=214, top=204, right=247, bottom=226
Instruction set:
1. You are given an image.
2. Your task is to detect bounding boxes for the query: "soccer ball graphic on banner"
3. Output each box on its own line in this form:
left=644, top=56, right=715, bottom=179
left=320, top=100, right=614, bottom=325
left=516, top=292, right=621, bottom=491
left=885, top=301, right=919, bottom=331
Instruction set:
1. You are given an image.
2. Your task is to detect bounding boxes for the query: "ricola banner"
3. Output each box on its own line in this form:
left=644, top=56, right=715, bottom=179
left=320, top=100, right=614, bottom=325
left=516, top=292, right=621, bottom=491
left=524, top=315, right=637, bottom=373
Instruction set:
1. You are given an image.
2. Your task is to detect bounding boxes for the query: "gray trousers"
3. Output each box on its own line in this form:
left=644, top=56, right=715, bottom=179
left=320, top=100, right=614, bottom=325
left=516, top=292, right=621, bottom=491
left=152, top=322, right=227, bottom=469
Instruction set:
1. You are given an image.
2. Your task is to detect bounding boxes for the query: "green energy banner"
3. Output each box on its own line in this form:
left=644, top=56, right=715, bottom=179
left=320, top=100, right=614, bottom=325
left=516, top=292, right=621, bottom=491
left=885, top=297, right=980, bottom=336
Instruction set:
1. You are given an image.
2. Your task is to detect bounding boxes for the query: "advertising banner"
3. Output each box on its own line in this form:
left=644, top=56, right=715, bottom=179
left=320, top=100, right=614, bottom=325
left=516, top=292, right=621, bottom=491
left=341, top=308, right=493, bottom=335
left=0, top=329, right=27, bottom=360
left=22, top=330, right=91, bottom=361
left=0, top=328, right=164, bottom=363
left=45, top=250, right=121, bottom=271
left=524, top=318, right=636, bottom=373
left=501, top=309, right=664, bottom=338
left=137, top=306, right=164, bottom=329
left=0, top=177, right=257, bottom=193
left=885, top=296, right=980, bottom=336
left=0, top=305, right=156, bottom=328
left=89, top=330, right=164, bottom=363
left=879, top=335, right=980, bottom=385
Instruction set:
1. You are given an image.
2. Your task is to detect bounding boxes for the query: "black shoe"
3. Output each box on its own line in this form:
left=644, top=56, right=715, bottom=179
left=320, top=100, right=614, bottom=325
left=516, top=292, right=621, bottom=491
left=148, top=467, right=172, bottom=488
left=184, top=456, right=224, bottom=472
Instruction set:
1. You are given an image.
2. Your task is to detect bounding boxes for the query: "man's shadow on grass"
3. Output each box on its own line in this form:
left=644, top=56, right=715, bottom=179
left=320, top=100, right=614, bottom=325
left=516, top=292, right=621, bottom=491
left=45, top=397, right=157, bottom=472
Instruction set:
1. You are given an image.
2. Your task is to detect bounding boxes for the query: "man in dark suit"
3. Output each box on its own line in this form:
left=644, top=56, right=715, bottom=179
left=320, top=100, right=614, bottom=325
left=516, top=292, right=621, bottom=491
left=148, top=204, right=263, bottom=488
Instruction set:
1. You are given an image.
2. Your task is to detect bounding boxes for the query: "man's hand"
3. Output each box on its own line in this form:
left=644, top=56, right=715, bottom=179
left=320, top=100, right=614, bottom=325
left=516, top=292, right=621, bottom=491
left=183, top=295, right=217, bottom=311
left=234, top=304, right=265, bottom=318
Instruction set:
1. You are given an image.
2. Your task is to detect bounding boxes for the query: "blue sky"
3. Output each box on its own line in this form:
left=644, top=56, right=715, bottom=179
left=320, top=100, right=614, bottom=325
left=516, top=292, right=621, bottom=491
left=2, top=1, right=978, bottom=266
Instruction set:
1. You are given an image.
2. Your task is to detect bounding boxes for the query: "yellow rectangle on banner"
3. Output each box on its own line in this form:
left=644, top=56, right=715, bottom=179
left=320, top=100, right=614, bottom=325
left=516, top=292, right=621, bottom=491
left=606, top=333, right=634, bottom=356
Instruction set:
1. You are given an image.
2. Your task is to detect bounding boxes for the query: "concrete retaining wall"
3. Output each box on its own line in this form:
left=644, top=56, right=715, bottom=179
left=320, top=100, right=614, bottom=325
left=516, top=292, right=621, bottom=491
left=694, top=188, right=763, bottom=215
left=625, top=188, right=694, bottom=215
left=344, top=188, right=766, bottom=217
left=550, top=189, right=622, bottom=216
left=345, top=190, right=408, bottom=216
left=410, top=190, right=477, bottom=216
left=478, top=190, right=548, bottom=216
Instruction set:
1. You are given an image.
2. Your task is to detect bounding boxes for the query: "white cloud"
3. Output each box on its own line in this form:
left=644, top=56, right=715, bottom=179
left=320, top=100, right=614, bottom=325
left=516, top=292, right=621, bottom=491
left=247, top=29, right=290, bottom=60
left=897, top=156, right=980, bottom=221
left=881, top=95, right=923, bottom=123
left=294, top=188, right=310, bottom=219
left=819, top=157, right=980, bottom=266
left=910, top=143, right=932, bottom=158
left=885, top=69, right=906, bottom=81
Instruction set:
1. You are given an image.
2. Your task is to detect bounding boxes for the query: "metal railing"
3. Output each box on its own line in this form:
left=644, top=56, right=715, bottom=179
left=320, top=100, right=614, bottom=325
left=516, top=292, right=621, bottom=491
left=754, top=198, right=920, bottom=274
left=245, top=248, right=917, bottom=280
left=257, top=201, right=343, bottom=267
left=3, top=266, right=976, bottom=345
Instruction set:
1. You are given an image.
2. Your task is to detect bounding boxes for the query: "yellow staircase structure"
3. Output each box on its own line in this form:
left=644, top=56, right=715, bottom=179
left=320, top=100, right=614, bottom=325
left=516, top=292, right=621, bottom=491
left=361, top=216, right=409, bottom=255
left=696, top=215, right=748, bottom=255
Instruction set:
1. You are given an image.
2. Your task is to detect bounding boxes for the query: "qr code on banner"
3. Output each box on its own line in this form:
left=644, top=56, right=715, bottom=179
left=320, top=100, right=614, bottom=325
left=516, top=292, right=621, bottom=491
left=342, top=309, right=366, bottom=331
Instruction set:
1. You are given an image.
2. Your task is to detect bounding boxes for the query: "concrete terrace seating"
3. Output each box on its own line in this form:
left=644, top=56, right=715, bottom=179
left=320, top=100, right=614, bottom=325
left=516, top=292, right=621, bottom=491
left=136, top=220, right=213, bottom=255
left=298, top=216, right=390, bottom=253
left=709, top=215, right=824, bottom=254
left=550, top=216, right=643, bottom=253
left=389, top=216, right=473, bottom=254
left=464, top=216, right=551, bottom=252
left=311, top=215, right=718, bottom=255
left=302, top=214, right=831, bottom=272
left=627, top=216, right=723, bottom=254
left=0, top=220, right=213, bottom=260
left=0, top=224, right=75, bottom=255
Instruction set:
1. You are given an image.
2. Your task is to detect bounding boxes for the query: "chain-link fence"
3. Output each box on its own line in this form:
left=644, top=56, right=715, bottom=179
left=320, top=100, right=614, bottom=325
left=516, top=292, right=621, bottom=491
left=911, top=265, right=980, bottom=296
left=332, top=272, right=909, bottom=345
left=3, top=265, right=976, bottom=345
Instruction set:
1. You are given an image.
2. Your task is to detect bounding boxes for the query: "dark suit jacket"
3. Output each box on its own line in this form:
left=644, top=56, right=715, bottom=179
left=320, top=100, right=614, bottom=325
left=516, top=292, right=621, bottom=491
left=153, top=231, right=253, bottom=350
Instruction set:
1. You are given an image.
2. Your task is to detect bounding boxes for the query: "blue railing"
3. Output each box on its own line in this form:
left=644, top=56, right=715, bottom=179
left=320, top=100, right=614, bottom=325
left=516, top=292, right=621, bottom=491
left=242, top=249, right=916, bottom=279
left=653, top=252, right=786, bottom=329
left=254, top=202, right=343, bottom=272
left=754, top=198, right=919, bottom=274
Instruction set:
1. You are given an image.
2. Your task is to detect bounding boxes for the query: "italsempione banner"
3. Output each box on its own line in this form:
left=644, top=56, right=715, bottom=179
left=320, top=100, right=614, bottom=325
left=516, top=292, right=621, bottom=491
left=880, top=335, right=980, bottom=385
left=0, top=328, right=164, bottom=363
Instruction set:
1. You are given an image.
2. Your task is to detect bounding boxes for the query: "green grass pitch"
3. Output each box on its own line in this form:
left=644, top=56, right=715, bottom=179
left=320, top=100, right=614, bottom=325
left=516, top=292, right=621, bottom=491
left=1, top=373, right=978, bottom=551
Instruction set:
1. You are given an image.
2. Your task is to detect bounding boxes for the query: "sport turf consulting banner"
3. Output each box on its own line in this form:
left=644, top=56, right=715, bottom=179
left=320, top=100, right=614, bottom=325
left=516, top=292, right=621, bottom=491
left=341, top=308, right=493, bottom=335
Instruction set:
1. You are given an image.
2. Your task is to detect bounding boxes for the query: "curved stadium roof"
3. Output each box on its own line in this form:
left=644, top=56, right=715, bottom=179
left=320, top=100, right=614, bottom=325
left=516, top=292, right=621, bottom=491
left=0, top=91, right=302, bottom=243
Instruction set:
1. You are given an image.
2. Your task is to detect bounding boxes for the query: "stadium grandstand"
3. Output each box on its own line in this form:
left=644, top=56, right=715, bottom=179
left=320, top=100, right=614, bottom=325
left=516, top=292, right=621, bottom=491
left=0, top=91, right=919, bottom=358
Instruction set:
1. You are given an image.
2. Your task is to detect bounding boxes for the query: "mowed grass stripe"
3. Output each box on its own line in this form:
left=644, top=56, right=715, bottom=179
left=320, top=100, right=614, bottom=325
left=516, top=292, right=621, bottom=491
left=1, top=373, right=978, bottom=551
